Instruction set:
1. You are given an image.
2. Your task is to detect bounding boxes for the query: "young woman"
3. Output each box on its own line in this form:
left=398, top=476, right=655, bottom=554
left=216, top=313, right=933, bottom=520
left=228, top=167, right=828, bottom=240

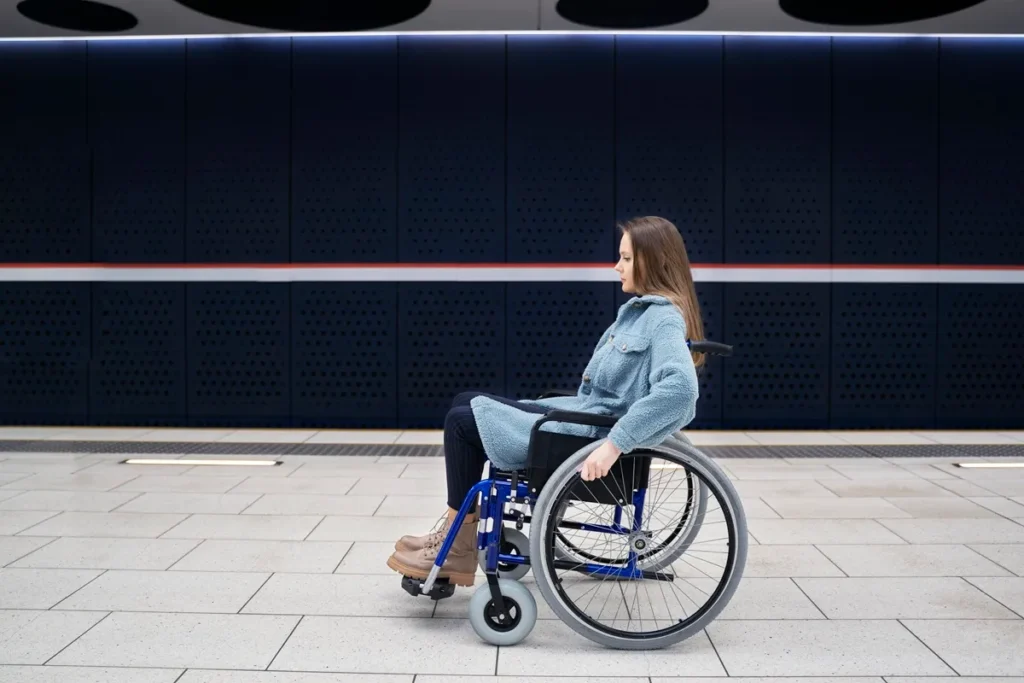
left=386, top=216, right=705, bottom=586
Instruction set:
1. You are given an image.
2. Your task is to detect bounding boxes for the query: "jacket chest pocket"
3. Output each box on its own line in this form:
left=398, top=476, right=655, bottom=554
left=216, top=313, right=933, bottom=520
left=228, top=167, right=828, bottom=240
left=591, top=332, right=650, bottom=392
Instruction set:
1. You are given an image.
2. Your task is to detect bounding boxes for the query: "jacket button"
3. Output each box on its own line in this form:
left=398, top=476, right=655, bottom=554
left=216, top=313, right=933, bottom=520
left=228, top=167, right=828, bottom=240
left=583, top=374, right=590, bottom=382
left=621, top=343, right=627, bottom=351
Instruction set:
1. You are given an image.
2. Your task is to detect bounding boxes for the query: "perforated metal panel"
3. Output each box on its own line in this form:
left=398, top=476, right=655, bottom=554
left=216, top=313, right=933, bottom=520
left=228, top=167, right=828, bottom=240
left=937, top=285, right=1024, bottom=427
left=292, top=284, right=398, bottom=427
left=398, top=284, right=505, bottom=427
left=507, top=36, right=615, bottom=263
left=724, top=37, right=830, bottom=263
left=186, top=40, right=290, bottom=263
left=507, top=284, right=615, bottom=400
left=830, top=285, right=937, bottom=428
left=90, top=284, right=187, bottom=421
left=723, top=284, right=830, bottom=428
left=398, top=37, right=505, bottom=262
left=0, top=43, right=89, bottom=263
left=90, top=42, right=186, bottom=263
left=616, top=35, right=723, bottom=263
left=616, top=283, right=724, bottom=428
left=832, top=39, right=938, bottom=264
left=940, top=40, right=1024, bottom=265
left=292, top=37, right=397, bottom=263
left=186, top=284, right=290, bottom=423
left=0, top=284, right=90, bottom=422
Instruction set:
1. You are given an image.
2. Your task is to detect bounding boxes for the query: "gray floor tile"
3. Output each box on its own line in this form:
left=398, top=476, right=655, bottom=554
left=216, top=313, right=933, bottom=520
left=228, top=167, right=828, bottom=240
left=49, top=612, right=300, bottom=670
left=242, top=573, right=434, bottom=618
left=902, top=620, right=1024, bottom=675
left=22, top=511, right=188, bottom=538
left=0, top=610, right=108, bottom=664
left=794, top=577, right=1019, bottom=619
left=0, top=537, right=52, bottom=566
left=0, top=472, right=140, bottom=491
left=817, top=479, right=959, bottom=498
left=421, top=677, right=647, bottom=683
left=373, top=495, right=448, bottom=517
left=761, top=497, right=910, bottom=519
left=0, top=666, right=183, bottom=682
left=171, top=540, right=352, bottom=573
left=0, top=510, right=59, bottom=535
left=0, top=568, right=102, bottom=609
left=9, top=537, right=199, bottom=570
left=269, top=616, right=496, bottom=675
left=346, top=478, right=438, bottom=496
left=885, top=497, right=999, bottom=518
left=116, top=493, right=262, bottom=514
left=731, top=480, right=843, bottom=498
left=707, top=620, right=954, bottom=675
left=968, top=496, right=1024, bottom=517
left=160, top=514, right=324, bottom=541
left=0, top=491, right=140, bottom=512
left=964, top=577, right=1024, bottom=617
left=748, top=519, right=907, bottom=545
left=888, top=678, right=1024, bottom=683
left=969, top=544, right=1024, bottom=576
left=241, top=494, right=384, bottom=516
left=877, top=518, right=1024, bottom=544
left=743, top=545, right=846, bottom=577
left=333, top=541, right=394, bottom=574
left=817, top=544, right=1014, bottom=577
left=180, top=673, right=411, bottom=683
left=305, top=515, right=441, bottom=542
left=697, top=577, right=826, bottom=619
left=53, top=569, right=270, bottom=613
left=112, top=475, right=248, bottom=494
left=495, top=619, right=725, bottom=676
left=651, top=679, right=885, bottom=683
left=230, top=477, right=358, bottom=495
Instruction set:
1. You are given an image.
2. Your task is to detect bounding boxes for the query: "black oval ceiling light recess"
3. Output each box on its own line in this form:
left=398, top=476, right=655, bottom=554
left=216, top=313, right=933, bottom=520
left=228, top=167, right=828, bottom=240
left=556, top=0, right=709, bottom=28
left=171, top=0, right=431, bottom=31
left=779, top=0, right=989, bottom=25
left=17, top=0, right=138, bottom=32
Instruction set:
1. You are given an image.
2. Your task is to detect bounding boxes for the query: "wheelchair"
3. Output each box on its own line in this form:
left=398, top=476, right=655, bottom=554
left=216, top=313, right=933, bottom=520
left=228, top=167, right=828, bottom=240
left=399, top=340, right=747, bottom=650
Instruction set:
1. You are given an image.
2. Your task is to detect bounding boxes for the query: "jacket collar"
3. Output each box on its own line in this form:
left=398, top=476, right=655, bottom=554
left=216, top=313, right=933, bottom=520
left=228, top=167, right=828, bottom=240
left=630, top=294, right=672, bottom=306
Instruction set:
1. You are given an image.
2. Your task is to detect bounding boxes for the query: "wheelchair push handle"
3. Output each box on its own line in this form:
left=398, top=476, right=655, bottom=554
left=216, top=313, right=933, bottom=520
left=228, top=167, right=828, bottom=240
left=688, top=340, right=733, bottom=357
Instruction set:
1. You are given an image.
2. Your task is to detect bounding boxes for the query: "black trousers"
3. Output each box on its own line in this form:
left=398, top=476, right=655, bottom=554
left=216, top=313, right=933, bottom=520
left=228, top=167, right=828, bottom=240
left=444, top=391, right=548, bottom=510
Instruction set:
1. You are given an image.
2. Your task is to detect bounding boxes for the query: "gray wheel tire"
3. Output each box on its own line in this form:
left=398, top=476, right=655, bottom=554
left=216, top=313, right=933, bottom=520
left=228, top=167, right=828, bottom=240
left=478, top=527, right=531, bottom=580
left=529, top=439, right=747, bottom=650
left=468, top=578, right=538, bottom=646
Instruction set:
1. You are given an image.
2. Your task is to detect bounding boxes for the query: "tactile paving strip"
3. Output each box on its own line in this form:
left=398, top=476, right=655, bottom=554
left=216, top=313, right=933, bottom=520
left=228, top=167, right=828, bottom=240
left=0, top=441, right=1019, bottom=459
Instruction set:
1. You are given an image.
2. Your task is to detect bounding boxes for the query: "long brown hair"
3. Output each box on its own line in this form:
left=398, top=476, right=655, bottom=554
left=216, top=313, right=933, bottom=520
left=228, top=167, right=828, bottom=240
left=620, top=216, right=706, bottom=368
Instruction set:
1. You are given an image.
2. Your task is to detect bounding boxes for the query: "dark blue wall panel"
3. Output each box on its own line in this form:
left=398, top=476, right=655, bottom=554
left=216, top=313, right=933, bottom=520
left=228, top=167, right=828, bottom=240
left=940, top=40, right=1024, bottom=265
left=292, top=283, right=398, bottom=427
left=292, top=37, right=397, bottom=263
left=0, top=43, right=89, bottom=263
left=186, top=284, right=291, bottom=425
left=723, top=284, right=831, bottom=428
left=937, top=285, right=1024, bottom=427
left=724, top=37, right=831, bottom=263
left=186, top=40, right=291, bottom=263
left=832, top=39, right=938, bottom=264
left=398, top=36, right=505, bottom=262
left=91, top=284, right=187, bottom=423
left=398, top=284, right=505, bottom=427
left=90, top=42, right=187, bottom=263
left=508, top=284, right=616, bottom=400
left=831, top=285, right=937, bottom=428
left=0, top=284, right=91, bottom=424
left=616, top=36, right=723, bottom=263
left=507, top=36, right=615, bottom=262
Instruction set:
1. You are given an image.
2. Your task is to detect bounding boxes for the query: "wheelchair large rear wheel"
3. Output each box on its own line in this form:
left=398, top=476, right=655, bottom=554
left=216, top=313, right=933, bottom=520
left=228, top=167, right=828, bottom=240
left=528, top=440, right=747, bottom=650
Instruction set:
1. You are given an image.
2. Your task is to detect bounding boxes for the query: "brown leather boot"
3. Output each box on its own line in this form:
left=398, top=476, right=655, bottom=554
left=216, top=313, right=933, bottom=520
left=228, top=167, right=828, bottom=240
left=387, top=512, right=479, bottom=587
left=394, top=509, right=478, bottom=553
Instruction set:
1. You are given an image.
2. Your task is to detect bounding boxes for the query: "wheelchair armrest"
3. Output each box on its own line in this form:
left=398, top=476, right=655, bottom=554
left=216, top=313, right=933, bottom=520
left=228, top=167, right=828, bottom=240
left=535, top=409, right=619, bottom=430
left=536, top=389, right=575, bottom=399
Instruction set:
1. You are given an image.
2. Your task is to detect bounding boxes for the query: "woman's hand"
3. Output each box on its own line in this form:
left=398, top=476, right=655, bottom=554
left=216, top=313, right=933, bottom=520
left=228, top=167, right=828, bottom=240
left=579, top=440, right=623, bottom=481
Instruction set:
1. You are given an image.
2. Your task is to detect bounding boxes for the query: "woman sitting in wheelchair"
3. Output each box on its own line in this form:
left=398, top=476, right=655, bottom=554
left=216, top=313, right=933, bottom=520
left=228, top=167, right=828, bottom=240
left=386, top=215, right=708, bottom=586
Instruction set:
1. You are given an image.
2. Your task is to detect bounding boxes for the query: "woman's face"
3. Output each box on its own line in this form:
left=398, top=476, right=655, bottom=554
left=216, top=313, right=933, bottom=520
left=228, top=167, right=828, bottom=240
left=615, top=232, right=636, bottom=294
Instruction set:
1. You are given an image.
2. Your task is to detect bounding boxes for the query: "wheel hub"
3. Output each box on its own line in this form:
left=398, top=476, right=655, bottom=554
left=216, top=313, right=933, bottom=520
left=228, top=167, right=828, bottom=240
left=627, top=531, right=653, bottom=554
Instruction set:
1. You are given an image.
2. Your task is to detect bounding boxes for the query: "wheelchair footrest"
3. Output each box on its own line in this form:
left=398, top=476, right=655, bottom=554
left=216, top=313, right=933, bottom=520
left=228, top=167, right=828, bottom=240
left=401, top=575, right=456, bottom=601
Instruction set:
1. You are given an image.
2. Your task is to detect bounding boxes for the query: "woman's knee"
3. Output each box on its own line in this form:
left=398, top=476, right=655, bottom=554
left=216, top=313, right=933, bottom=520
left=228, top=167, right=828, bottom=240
left=451, top=391, right=484, bottom=410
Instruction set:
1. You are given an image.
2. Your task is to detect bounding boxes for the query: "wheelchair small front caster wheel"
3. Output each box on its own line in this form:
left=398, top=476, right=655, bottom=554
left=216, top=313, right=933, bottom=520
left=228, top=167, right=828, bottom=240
left=478, top=527, right=531, bottom=581
left=468, top=578, right=537, bottom=646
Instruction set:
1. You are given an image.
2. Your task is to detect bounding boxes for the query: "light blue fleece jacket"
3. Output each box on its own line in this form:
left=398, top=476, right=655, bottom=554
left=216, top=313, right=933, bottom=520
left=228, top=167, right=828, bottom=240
left=470, top=294, right=700, bottom=472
